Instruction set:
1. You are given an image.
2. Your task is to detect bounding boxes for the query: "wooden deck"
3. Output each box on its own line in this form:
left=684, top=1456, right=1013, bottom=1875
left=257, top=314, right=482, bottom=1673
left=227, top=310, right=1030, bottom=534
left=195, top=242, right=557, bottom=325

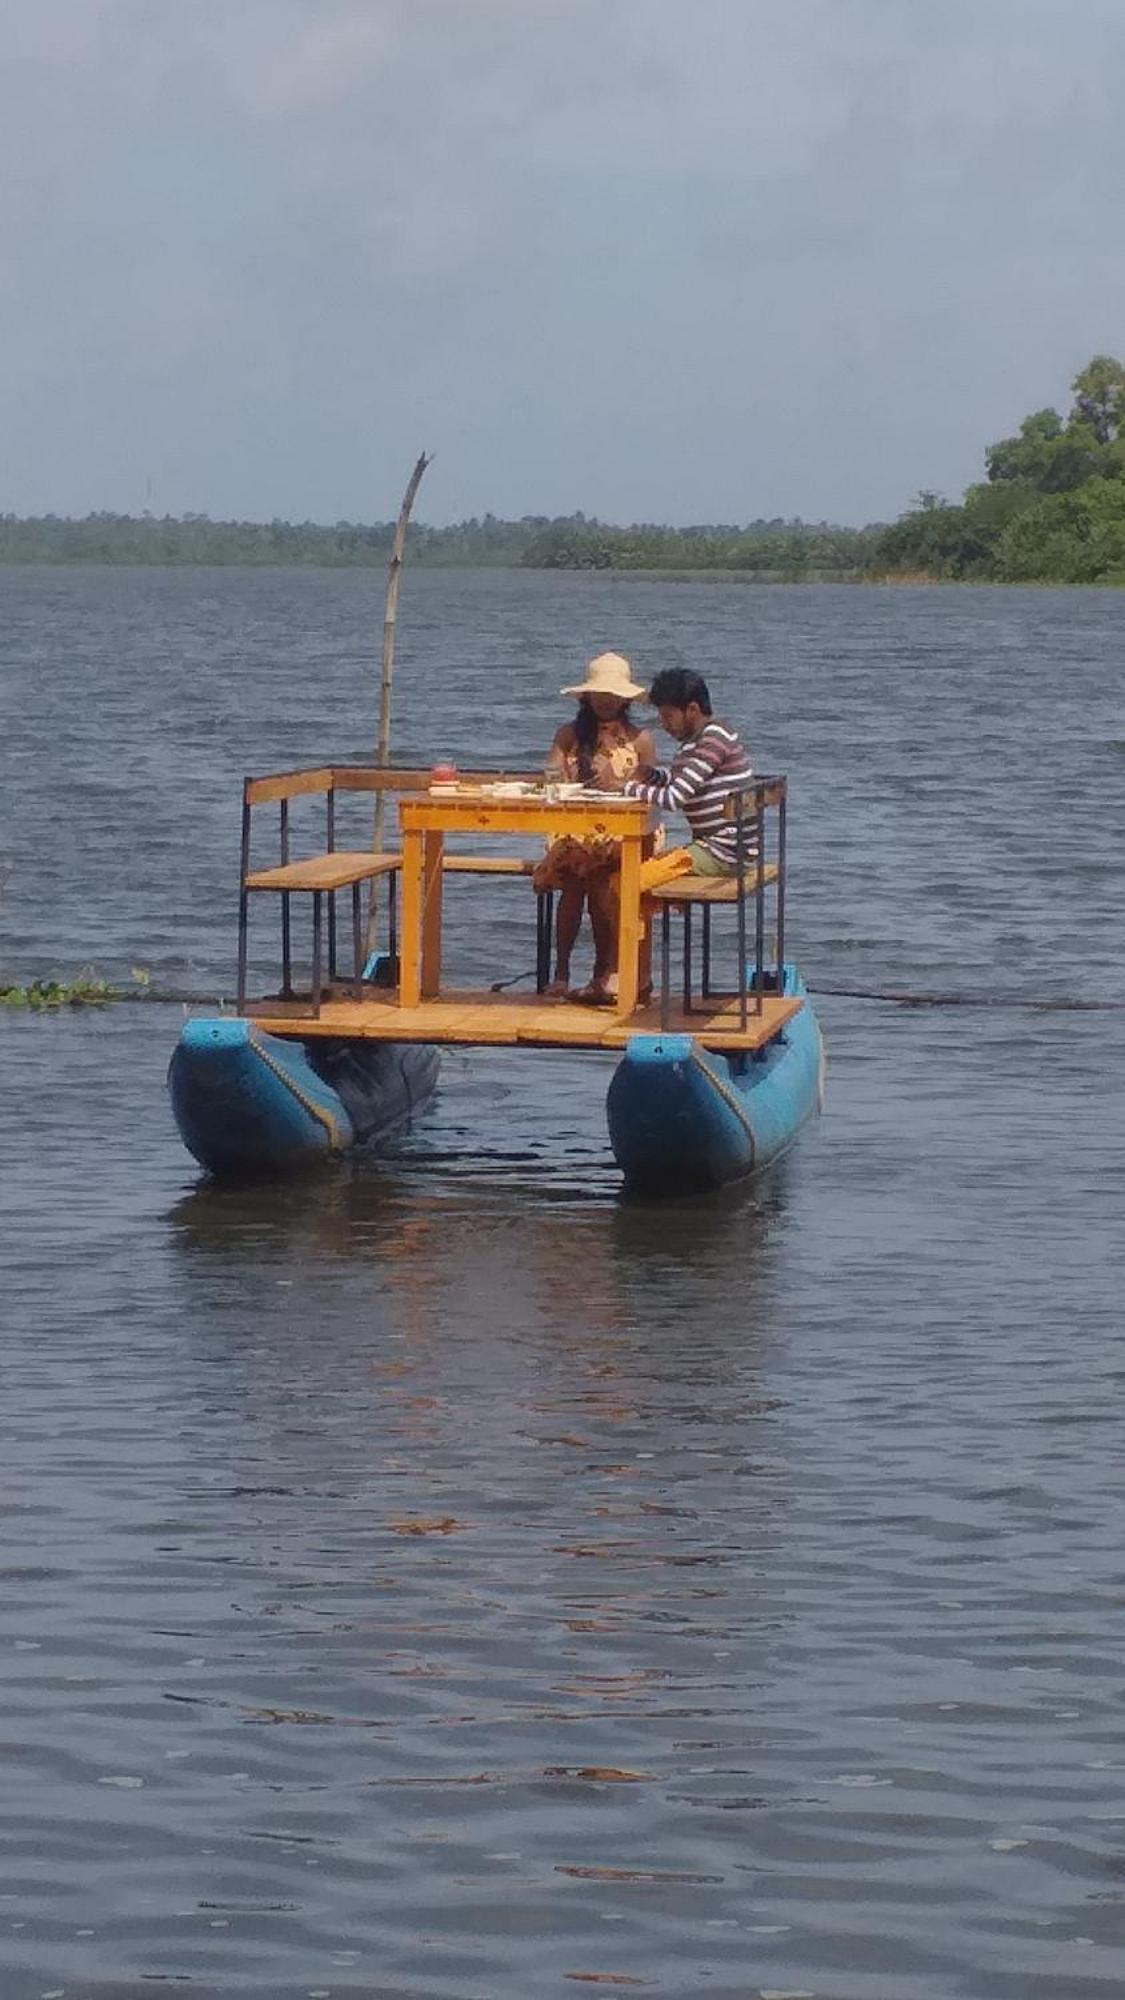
left=245, top=987, right=803, bottom=1053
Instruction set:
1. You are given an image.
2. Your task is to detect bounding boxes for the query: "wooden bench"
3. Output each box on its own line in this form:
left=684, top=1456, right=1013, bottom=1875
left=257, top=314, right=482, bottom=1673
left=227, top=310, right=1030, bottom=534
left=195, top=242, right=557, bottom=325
left=244, top=852, right=402, bottom=894
left=238, top=767, right=421, bottom=1014
left=442, top=855, right=534, bottom=876
left=236, top=766, right=552, bottom=1013
left=242, top=851, right=402, bottom=1013
left=642, top=781, right=788, bottom=1027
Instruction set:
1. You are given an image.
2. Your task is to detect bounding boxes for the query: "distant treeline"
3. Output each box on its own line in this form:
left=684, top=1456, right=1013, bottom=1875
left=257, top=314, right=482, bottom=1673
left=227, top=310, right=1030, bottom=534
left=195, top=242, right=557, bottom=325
left=0, top=508, right=879, bottom=575
left=8, top=356, right=1123, bottom=586
left=0, top=511, right=535, bottom=567
left=519, top=519, right=875, bottom=574
left=868, top=355, right=1125, bottom=585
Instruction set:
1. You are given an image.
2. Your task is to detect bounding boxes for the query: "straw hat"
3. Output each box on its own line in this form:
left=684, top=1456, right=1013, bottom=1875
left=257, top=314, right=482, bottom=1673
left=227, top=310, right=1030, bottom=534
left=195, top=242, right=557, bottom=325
left=561, top=651, right=646, bottom=700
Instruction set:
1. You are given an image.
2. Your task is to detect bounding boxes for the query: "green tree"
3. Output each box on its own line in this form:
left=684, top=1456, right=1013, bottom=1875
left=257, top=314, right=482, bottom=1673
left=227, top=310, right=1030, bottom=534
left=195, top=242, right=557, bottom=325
left=871, top=350, right=1125, bottom=582
left=985, top=407, right=1105, bottom=492
left=993, top=479, right=1125, bottom=584
left=1070, top=354, right=1125, bottom=445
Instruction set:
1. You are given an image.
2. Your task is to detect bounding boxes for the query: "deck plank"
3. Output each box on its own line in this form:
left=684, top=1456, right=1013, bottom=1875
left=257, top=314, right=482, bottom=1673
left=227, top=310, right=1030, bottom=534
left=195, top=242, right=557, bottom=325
left=244, top=988, right=802, bottom=1053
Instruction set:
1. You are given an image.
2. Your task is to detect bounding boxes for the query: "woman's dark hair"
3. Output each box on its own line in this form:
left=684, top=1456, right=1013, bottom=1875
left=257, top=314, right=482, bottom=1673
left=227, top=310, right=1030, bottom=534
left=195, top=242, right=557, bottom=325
left=648, top=668, right=712, bottom=714
left=573, top=695, right=630, bottom=781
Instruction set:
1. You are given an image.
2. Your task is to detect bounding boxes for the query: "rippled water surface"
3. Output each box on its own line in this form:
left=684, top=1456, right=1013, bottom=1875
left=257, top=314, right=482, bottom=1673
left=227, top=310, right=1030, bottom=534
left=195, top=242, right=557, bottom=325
left=2, top=568, right=1124, bottom=1999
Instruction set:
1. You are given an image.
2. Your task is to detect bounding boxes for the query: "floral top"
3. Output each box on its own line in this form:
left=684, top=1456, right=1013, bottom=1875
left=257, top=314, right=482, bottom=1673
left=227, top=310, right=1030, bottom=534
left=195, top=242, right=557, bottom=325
left=550, top=717, right=653, bottom=789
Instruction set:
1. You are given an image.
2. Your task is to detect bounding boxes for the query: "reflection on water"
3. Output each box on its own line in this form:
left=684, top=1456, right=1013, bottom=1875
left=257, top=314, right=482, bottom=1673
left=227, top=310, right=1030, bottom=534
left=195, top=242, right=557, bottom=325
left=2, top=571, right=1124, bottom=1998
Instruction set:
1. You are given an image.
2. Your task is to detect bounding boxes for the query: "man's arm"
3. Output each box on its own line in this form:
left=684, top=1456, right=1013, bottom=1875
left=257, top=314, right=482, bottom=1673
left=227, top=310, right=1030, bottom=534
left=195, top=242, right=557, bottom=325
left=626, top=729, right=725, bottom=811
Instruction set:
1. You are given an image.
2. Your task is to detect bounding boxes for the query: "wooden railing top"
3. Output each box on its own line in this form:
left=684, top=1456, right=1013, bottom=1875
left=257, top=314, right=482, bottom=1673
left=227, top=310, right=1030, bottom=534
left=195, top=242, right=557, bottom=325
left=244, top=764, right=787, bottom=808
left=244, top=764, right=541, bottom=806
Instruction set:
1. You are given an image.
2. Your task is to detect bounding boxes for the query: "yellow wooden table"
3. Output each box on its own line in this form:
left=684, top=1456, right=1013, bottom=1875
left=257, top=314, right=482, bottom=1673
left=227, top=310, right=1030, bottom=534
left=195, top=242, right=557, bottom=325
left=397, top=789, right=658, bottom=1013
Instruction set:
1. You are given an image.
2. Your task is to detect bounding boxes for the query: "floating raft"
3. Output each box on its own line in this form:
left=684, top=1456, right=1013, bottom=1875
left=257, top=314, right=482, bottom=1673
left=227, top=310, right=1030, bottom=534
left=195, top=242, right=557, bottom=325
left=169, top=759, right=824, bottom=1188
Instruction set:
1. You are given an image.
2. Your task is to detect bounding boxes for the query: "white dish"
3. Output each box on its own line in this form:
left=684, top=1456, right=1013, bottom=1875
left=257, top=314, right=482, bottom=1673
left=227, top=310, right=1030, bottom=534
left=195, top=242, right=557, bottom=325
left=486, top=781, right=535, bottom=798
left=429, top=783, right=460, bottom=795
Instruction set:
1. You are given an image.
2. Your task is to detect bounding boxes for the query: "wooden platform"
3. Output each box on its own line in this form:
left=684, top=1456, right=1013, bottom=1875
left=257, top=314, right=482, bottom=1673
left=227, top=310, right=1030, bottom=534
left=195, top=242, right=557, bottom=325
left=245, top=987, right=803, bottom=1053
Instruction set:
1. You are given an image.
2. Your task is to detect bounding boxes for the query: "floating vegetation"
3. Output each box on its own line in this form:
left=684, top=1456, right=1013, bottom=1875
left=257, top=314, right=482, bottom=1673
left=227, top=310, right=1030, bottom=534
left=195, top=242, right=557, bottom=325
left=0, top=966, right=154, bottom=1011
left=1, top=970, right=117, bottom=1010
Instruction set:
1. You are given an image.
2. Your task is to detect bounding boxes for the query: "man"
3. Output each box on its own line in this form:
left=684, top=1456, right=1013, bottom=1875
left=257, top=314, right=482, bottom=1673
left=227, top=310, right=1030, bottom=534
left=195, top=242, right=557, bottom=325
left=625, top=668, right=755, bottom=875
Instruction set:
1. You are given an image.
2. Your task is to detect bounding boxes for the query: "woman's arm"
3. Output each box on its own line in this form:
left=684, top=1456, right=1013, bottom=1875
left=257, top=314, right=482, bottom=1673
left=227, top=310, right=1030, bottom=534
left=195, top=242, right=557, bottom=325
left=545, top=723, right=576, bottom=777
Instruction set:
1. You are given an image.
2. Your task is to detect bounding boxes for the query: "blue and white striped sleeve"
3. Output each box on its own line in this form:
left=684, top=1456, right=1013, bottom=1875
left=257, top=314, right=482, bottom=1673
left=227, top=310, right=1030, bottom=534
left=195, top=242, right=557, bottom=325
left=626, top=736, right=722, bottom=810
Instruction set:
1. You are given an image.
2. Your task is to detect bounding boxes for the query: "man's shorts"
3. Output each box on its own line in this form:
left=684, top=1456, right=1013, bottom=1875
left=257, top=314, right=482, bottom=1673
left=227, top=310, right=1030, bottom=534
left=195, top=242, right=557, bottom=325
left=683, top=841, right=738, bottom=878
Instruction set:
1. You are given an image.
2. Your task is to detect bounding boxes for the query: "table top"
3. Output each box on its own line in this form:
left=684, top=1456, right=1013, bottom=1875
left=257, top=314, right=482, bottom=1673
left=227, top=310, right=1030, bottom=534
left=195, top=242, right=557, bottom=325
left=399, top=788, right=657, bottom=837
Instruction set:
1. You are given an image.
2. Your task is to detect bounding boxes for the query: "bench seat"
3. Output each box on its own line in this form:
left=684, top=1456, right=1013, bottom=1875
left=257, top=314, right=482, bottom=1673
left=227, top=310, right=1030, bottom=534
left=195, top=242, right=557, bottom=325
left=443, top=855, right=535, bottom=876
left=245, top=851, right=401, bottom=893
left=246, top=852, right=537, bottom=892
left=646, top=860, right=782, bottom=1026
left=647, top=861, right=779, bottom=904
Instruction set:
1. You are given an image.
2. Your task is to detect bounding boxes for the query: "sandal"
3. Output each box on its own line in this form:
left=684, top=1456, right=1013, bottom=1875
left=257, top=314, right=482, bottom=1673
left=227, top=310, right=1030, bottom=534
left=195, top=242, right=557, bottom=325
left=572, top=981, right=616, bottom=1008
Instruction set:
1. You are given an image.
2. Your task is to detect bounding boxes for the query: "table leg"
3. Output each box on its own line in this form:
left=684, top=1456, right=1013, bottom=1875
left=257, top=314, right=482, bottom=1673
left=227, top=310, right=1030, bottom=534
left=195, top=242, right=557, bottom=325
left=420, top=831, right=444, bottom=1000
left=400, top=829, right=424, bottom=1006
left=636, top=832, right=654, bottom=1005
left=616, top=832, right=644, bottom=1015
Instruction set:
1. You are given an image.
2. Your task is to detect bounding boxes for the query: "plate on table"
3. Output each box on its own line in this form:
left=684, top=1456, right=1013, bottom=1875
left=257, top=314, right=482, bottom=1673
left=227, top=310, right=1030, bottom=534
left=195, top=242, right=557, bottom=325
left=485, top=780, right=537, bottom=798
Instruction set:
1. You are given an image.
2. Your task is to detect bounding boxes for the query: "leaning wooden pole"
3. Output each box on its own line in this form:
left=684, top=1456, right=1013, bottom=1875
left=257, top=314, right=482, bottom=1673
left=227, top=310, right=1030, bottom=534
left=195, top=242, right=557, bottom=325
left=366, top=450, right=432, bottom=956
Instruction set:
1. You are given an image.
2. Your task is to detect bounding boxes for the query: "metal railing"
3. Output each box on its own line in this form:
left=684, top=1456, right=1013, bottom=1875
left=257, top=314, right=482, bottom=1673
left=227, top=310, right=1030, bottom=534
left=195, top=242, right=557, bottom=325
left=236, top=763, right=543, bottom=1011
left=656, top=775, right=787, bottom=1031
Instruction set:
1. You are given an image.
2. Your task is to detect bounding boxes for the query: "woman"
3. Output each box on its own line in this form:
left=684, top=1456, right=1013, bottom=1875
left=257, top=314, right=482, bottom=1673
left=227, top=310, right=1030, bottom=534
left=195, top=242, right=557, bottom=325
left=534, top=651, right=655, bottom=1002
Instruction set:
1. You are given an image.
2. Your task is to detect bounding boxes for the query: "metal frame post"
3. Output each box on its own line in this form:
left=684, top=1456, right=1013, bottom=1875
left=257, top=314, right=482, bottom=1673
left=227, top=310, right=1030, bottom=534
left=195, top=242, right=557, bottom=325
left=237, top=785, right=251, bottom=1014
left=775, top=784, right=787, bottom=982
left=326, top=785, right=337, bottom=981
left=351, top=880, right=363, bottom=999
left=660, top=903, right=672, bottom=1030
left=535, top=890, right=554, bottom=993
left=754, top=787, right=766, bottom=1017
left=735, top=786, right=748, bottom=1032
left=279, top=799, right=292, bottom=998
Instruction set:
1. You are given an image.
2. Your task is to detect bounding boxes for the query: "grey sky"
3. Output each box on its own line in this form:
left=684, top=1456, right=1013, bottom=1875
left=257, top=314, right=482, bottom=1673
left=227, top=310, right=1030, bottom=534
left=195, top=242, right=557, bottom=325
left=2, top=0, right=1123, bottom=526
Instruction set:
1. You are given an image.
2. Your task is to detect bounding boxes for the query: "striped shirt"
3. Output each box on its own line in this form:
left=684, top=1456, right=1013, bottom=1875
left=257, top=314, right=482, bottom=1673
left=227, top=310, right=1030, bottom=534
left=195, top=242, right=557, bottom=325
left=625, top=719, right=755, bottom=869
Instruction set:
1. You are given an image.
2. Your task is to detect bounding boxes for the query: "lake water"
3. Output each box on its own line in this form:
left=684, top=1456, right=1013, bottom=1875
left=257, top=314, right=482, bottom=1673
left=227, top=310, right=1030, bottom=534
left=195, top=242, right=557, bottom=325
left=1, top=566, right=1123, bottom=1999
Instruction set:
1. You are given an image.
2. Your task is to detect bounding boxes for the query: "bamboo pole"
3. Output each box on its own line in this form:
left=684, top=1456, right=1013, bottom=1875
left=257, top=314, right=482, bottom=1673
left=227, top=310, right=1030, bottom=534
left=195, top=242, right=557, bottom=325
left=366, top=450, right=431, bottom=957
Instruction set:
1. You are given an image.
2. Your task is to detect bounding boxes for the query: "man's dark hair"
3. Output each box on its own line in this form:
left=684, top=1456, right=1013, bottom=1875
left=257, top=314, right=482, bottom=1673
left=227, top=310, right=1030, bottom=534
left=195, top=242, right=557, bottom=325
left=647, top=668, right=713, bottom=714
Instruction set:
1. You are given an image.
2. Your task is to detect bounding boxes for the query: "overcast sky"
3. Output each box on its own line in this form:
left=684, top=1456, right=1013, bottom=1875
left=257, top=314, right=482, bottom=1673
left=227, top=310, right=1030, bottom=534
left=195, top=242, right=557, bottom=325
left=2, top=0, right=1123, bottom=526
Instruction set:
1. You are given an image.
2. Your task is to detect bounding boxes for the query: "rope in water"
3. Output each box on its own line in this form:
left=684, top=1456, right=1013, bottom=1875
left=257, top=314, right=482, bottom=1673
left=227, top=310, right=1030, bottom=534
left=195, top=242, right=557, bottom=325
left=488, top=973, right=1124, bottom=1010
left=3, top=982, right=1122, bottom=1013
left=809, top=985, right=1124, bottom=1011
